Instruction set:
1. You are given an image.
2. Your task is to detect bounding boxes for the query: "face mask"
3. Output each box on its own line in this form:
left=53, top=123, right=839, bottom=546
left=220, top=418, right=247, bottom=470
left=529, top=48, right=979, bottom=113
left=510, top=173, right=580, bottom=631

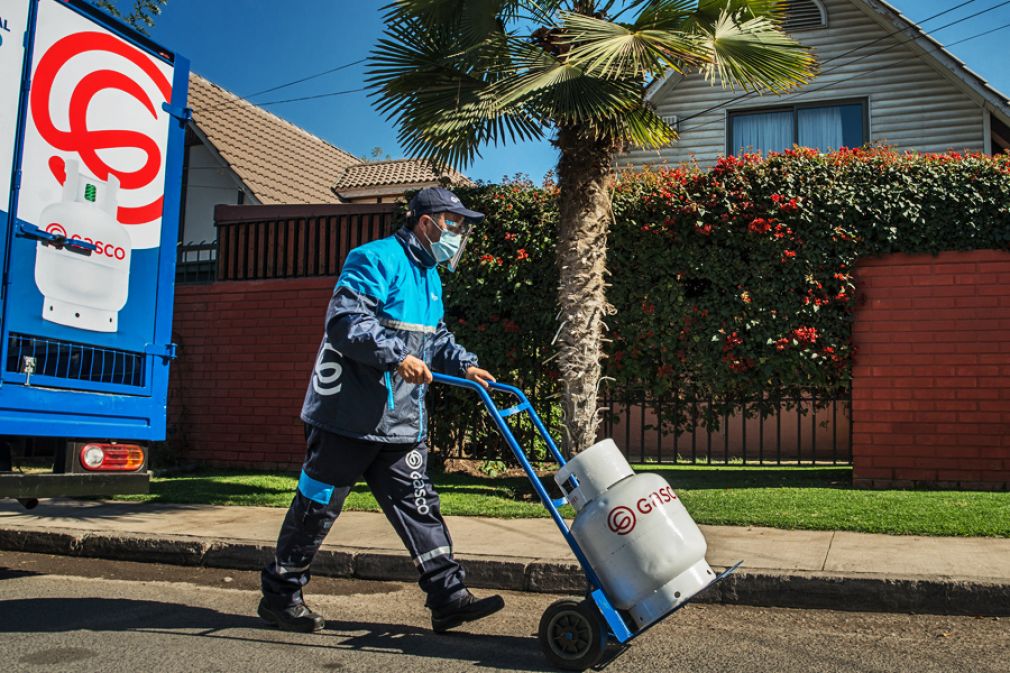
left=430, top=228, right=462, bottom=263
left=421, top=218, right=469, bottom=271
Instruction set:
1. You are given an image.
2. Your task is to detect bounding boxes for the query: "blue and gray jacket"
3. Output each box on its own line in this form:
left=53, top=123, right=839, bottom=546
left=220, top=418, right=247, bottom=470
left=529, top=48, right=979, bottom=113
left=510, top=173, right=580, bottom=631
left=300, top=227, right=478, bottom=443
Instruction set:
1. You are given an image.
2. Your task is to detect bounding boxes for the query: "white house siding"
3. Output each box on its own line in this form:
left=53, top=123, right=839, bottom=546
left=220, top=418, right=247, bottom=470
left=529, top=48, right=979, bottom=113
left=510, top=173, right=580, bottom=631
left=181, top=142, right=249, bottom=245
left=621, top=0, right=986, bottom=169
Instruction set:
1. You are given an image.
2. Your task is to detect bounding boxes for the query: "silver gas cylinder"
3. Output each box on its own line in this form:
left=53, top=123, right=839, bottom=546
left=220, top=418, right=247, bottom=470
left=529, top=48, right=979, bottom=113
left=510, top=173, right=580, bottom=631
left=556, top=439, right=715, bottom=629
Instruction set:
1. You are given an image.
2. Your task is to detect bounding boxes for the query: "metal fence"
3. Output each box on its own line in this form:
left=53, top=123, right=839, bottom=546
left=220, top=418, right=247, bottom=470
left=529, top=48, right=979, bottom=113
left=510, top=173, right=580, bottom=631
left=176, top=241, right=217, bottom=284
left=598, top=390, right=852, bottom=465
left=431, top=389, right=852, bottom=465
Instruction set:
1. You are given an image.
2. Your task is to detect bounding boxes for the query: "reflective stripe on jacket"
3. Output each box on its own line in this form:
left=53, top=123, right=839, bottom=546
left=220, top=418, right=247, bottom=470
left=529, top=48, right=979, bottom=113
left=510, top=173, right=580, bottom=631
left=300, top=227, right=478, bottom=442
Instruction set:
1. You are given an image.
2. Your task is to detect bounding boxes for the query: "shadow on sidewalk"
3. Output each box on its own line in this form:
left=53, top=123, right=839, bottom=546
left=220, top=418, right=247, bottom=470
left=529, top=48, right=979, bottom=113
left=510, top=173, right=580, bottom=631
left=0, top=598, right=552, bottom=671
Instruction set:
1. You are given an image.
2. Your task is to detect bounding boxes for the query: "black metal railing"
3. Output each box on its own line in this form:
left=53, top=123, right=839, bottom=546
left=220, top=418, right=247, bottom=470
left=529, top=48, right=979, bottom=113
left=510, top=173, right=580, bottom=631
left=431, top=389, right=852, bottom=466
left=176, top=241, right=217, bottom=284
left=598, top=389, right=852, bottom=465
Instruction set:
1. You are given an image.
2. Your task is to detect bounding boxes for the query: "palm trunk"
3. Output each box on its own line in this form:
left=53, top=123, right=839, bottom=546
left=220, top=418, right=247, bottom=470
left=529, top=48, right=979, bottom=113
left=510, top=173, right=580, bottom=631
left=554, top=125, right=617, bottom=454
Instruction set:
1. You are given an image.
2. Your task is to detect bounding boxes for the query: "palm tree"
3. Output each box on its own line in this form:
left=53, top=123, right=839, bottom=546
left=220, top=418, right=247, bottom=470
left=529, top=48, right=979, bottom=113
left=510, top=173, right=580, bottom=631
left=367, top=0, right=815, bottom=454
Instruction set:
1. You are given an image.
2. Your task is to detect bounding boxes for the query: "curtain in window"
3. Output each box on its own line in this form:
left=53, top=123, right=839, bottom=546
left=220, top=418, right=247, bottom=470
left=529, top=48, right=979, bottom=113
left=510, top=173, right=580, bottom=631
left=798, top=106, right=845, bottom=151
left=732, top=111, right=793, bottom=154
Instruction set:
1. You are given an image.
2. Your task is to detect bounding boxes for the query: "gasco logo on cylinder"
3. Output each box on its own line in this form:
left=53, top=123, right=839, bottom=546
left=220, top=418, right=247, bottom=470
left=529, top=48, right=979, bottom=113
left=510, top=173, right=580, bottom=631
left=606, top=486, right=678, bottom=536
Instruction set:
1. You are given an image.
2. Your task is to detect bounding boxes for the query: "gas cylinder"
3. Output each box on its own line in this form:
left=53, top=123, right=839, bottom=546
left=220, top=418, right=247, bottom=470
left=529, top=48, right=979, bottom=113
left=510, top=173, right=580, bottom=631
left=556, top=439, right=715, bottom=629
left=35, top=161, right=132, bottom=333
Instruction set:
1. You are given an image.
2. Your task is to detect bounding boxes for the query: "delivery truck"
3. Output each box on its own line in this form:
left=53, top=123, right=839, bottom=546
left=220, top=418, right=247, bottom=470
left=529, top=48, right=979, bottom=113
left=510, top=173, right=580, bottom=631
left=0, top=0, right=189, bottom=507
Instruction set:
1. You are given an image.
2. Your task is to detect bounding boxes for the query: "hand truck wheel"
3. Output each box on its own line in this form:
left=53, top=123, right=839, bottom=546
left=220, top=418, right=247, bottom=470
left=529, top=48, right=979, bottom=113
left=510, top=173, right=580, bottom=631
left=538, top=598, right=608, bottom=671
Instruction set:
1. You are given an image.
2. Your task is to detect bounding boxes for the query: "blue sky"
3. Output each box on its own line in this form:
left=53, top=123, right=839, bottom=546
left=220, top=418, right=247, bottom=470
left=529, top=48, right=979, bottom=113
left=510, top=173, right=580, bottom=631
left=126, top=0, right=1010, bottom=183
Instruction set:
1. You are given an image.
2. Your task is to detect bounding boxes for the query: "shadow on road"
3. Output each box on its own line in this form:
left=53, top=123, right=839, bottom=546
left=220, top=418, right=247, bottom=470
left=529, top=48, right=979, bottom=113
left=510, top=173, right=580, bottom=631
left=0, top=566, right=44, bottom=581
left=0, top=598, right=552, bottom=671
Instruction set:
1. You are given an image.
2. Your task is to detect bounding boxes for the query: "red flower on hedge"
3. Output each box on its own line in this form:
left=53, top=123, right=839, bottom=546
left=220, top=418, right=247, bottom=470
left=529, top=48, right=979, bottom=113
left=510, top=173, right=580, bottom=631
left=516, top=248, right=529, bottom=260
left=723, top=331, right=743, bottom=352
left=726, top=358, right=752, bottom=373
left=695, top=223, right=713, bottom=236
left=748, top=218, right=772, bottom=234
left=642, top=302, right=655, bottom=315
left=792, top=326, right=819, bottom=345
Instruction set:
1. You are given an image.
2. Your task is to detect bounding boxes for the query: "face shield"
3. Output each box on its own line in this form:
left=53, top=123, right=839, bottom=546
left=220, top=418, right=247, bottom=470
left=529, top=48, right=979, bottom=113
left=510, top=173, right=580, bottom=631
left=439, top=216, right=474, bottom=273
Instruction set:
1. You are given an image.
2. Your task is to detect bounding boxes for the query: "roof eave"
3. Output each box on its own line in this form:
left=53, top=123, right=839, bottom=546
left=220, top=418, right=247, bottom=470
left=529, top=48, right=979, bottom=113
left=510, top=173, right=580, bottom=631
left=856, top=0, right=1010, bottom=127
left=186, top=119, right=261, bottom=204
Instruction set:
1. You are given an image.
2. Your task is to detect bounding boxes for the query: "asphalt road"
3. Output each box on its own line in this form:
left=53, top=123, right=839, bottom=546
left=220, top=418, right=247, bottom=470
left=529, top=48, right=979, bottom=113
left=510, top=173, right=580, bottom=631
left=1, top=552, right=1007, bottom=673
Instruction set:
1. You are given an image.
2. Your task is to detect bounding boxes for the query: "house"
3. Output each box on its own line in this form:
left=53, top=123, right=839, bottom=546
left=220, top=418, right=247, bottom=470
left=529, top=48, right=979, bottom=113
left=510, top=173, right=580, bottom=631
left=180, top=73, right=468, bottom=249
left=332, top=158, right=470, bottom=203
left=621, top=0, right=1010, bottom=169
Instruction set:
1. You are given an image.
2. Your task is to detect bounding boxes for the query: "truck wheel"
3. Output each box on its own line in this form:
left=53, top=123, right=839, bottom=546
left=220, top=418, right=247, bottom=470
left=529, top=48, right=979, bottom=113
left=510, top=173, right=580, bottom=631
left=538, top=598, right=608, bottom=671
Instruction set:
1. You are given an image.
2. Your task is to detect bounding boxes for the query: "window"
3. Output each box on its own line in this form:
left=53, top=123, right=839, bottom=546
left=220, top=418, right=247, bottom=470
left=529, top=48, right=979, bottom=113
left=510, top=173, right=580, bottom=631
left=728, top=101, right=867, bottom=156
left=783, top=0, right=828, bottom=31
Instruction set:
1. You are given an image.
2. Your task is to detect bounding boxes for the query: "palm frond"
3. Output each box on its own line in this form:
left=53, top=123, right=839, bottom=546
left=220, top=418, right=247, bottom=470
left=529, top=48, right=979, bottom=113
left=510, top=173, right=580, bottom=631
left=606, top=103, right=679, bottom=148
left=560, top=9, right=705, bottom=80
left=694, top=0, right=786, bottom=23
left=699, top=9, right=814, bottom=93
left=367, top=14, right=544, bottom=167
left=382, top=0, right=565, bottom=41
left=487, top=41, right=643, bottom=127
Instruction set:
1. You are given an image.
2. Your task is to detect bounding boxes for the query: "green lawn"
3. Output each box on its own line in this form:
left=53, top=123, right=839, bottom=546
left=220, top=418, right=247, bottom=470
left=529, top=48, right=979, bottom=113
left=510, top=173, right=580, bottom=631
left=114, top=465, right=1010, bottom=538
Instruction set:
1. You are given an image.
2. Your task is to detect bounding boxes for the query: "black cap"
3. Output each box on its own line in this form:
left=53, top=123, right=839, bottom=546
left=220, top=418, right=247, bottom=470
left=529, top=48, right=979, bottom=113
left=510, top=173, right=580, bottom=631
left=408, top=187, right=484, bottom=222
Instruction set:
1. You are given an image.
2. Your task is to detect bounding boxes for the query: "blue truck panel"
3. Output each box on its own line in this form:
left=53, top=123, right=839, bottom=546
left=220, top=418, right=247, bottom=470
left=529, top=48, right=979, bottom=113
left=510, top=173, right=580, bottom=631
left=0, top=0, right=188, bottom=443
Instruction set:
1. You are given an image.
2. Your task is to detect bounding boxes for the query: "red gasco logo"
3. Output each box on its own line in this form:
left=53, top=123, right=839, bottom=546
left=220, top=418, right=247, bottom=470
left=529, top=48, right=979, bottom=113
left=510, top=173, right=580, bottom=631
left=46, top=222, right=126, bottom=260
left=606, top=486, right=678, bottom=536
left=30, top=31, right=172, bottom=226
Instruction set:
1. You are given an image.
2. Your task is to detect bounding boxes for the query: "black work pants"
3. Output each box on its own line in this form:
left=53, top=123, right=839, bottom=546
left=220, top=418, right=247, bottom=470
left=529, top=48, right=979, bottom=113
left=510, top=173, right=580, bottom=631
left=261, top=425, right=466, bottom=608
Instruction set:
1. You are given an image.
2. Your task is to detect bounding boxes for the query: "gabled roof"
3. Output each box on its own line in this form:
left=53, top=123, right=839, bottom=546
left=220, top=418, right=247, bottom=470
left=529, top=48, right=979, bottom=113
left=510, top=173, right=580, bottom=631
left=187, top=73, right=359, bottom=205
left=332, top=158, right=472, bottom=191
left=644, top=0, right=1010, bottom=126
left=863, top=0, right=1010, bottom=124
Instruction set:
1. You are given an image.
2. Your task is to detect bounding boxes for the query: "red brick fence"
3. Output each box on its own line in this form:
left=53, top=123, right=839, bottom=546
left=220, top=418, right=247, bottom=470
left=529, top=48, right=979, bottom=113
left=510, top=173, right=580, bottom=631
left=169, top=204, right=1010, bottom=490
left=852, top=250, right=1010, bottom=490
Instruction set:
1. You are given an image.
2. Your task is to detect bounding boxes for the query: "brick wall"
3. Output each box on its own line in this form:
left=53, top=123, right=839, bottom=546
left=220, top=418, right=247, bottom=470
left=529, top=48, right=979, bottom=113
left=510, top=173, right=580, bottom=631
left=169, top=278, right=334, bottom=470
left=852, top=250, right=1010, bottom=490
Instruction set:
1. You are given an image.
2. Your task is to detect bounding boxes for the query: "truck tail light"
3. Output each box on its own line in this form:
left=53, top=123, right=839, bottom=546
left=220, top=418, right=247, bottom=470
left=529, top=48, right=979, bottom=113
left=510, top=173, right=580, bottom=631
left=79, top=443, right=145, bottom=472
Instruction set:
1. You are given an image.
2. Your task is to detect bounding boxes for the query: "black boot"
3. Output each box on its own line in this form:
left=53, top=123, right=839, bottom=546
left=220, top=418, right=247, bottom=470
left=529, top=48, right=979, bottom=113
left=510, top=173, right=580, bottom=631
left=257, top=597, right=325, bottom=633
left=430, top=590, right=505, bottom=633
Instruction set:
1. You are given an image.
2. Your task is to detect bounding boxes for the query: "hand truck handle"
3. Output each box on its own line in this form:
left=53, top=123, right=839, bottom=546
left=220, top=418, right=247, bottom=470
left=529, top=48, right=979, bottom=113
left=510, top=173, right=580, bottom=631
left=430, top=372, right=568, bottom=468
left=430, top=372, right=611, bottom=596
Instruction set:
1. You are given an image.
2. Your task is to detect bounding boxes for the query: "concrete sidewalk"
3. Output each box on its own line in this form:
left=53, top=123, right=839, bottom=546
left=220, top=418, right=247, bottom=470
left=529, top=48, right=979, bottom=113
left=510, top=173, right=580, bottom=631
left=1, top=499, right=1009, bottom=615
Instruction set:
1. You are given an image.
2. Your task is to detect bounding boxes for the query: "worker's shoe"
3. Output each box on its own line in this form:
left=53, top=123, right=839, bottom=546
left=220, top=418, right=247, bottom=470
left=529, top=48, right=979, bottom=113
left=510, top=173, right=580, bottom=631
left=257, top=597, right=325, bottom=633
left=430, top=590, right=505, bottom=633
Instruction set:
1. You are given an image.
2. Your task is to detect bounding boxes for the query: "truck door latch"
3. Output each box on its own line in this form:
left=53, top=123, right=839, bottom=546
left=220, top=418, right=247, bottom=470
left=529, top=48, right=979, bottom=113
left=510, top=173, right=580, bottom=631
left=145, top=343, right=178, bottom=361
left=16, top=223, right=96, bottom=256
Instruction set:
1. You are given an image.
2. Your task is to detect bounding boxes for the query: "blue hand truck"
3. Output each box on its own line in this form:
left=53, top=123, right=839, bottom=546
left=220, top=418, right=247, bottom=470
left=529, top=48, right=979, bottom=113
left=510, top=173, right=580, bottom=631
left=433, top=372, right=741, bottom=671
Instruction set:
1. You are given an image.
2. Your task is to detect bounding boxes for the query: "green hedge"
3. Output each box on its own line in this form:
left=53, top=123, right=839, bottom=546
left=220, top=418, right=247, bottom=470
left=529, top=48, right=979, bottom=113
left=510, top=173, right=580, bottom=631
left=429, top=149, right=1010, bottom=460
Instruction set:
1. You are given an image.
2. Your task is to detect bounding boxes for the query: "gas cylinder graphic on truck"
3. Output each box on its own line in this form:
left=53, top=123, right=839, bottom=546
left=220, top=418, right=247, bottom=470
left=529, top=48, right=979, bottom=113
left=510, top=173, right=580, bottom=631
left=555, top=439, right=715, bottom=630
left=35, top=160, right=131, bottom=333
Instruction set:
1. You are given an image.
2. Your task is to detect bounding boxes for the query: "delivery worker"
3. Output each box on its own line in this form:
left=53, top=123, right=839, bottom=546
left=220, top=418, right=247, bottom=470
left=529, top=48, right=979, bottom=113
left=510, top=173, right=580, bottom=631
left=259, top=187, right=504, bottom=634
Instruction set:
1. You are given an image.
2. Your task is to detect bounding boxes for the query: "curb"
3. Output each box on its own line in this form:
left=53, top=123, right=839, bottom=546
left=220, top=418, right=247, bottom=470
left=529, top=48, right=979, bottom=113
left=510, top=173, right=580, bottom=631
left=2, top=526, right=1008, bottom=617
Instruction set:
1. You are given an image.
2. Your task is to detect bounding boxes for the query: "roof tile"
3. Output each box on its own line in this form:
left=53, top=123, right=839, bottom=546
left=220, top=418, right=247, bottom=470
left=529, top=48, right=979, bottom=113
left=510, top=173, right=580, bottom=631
left=188, top=73, right=359, bottom=204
